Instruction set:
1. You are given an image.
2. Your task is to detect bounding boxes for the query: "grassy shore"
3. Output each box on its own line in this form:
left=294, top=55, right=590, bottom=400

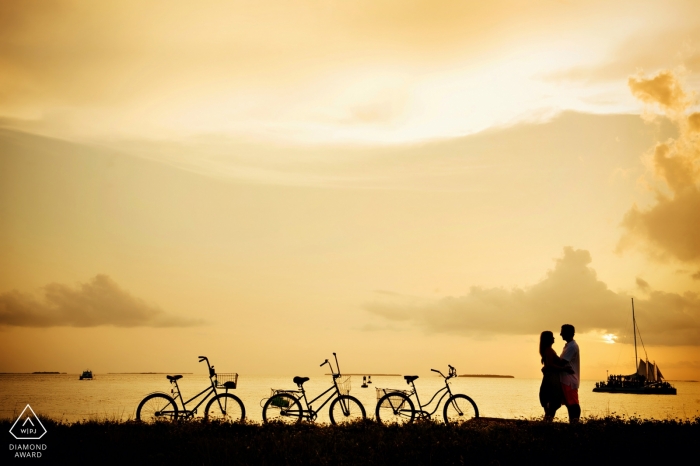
left=3, top=417, right=698, bottom=465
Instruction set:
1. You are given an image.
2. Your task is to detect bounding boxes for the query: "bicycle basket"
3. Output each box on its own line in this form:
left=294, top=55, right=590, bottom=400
left=268, top=389, right=299, bottom=408
left=337, top=376, right=351, bottom=395
left=376, top=388, right=410, bottom=408
left=216, top=373, right=238, bottom=389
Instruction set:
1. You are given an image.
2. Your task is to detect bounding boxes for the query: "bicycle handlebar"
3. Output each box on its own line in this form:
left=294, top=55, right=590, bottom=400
left=320, top=359, right=329, bottom=367
left=431, top=366, right=458, bottom=379
left=333, top=353, right=340, bottom=375
left=198, top=356, right=216, bottom=377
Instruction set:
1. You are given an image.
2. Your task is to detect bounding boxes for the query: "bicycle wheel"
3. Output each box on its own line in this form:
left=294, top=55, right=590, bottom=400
left=375, top=392, right=415, bottom=425
left=329, top=395, right=366, bottom=425
left=205, top=393, right=246, bottom=423
left=136, top=393, right=178, bottom=422
left=443, top=394, right=479, bottom=425
left=262, top=392, right=303, bottom=424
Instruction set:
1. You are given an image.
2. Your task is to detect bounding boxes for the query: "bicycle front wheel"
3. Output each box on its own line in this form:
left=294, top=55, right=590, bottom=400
left=262, top=392, right=303, bottom=424
left=329, top=395, right=366, bottom=425
left=443, top=394, right=479, bottom=425
left=375, top=392, right=415, bottom=425
left=205, top=393, right=245, bottom=423
left=136, top=393, right=178, bottom=422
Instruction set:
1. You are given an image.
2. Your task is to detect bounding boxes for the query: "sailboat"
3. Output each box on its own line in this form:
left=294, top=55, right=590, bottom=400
left=593, top=298, right=676, bottom=395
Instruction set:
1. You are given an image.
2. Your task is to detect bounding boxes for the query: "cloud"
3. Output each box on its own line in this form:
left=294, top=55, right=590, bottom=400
left=617, top=70, right=700, bottom=263
left=0, top=275, right=202, bottom=327
left=365, top=247, right=700, bottom=346
left=542, top=18, right=700, bottom=86
left=636, top=277, right=650, bottom=291
left=628, top=71, right=689, bottom=111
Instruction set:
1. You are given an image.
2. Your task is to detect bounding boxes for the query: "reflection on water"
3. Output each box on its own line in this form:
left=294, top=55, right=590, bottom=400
left=1, top=373, right=698, bottom=423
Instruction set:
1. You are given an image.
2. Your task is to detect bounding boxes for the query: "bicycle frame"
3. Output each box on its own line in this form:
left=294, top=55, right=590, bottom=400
left=169, top=379, right=218, bottom=417
left=167, top=356, right=225, bottom=418
left=274, top=352, right=347, bottom=421
left=281, top=382, right=338, bottom=420
left=404, top=381, right=453, bottom=418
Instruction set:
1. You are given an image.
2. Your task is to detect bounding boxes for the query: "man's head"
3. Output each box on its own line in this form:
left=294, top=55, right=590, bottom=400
left=560, top=324, right=575, bottom=342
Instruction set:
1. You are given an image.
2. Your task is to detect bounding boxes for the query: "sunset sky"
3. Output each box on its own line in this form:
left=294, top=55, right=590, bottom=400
left=1, top=1, right=699, bottom=380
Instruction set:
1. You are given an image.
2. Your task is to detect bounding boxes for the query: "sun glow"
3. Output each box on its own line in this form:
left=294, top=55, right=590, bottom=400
left=602, top=334, right=618, bottom=344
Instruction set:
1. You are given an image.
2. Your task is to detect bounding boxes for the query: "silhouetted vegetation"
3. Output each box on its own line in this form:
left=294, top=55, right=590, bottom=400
left=3, top=416, right=698, bottom=465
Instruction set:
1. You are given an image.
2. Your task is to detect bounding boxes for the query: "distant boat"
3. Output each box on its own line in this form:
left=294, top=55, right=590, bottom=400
left=79, top=370, right=93, bottom=380
left=593, top=299, right=676, bottom=395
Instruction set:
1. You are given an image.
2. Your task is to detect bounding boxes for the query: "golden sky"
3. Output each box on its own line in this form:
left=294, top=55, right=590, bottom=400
left=1, top=1, right=700, bottom=380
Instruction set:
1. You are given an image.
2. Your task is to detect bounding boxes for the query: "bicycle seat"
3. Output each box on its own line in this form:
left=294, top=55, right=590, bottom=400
left=293, top=376, right=310, bottom=386
left=166, top=375, right=183, bottom=381
left=404, top=375, right=419, bottom=383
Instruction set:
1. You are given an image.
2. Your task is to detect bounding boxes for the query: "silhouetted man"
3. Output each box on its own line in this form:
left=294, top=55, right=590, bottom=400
left=559, top=324, right=580, bottom=423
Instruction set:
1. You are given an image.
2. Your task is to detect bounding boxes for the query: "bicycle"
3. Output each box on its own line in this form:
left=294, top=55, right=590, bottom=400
left=261, top=353, right=366, bottom=425
left=136, top=356, right=245, bottom=423
left=375, top=365, right=478, bottom=425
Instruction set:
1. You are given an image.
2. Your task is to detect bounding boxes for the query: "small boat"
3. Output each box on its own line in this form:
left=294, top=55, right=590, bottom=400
left=79, top=370, right=93, bottom=380
left=593, top=299, right=676, bottom=395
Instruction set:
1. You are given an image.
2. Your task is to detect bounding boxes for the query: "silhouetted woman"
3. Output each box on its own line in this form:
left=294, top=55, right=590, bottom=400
left=539, top=330, right=570, bottom=420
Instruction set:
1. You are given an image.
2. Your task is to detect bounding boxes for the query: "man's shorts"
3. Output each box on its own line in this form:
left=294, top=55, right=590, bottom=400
left=561, top=383, right=579, bottom=406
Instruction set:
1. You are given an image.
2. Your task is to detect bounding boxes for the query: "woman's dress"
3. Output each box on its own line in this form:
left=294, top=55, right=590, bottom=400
left=539, top=347, right=564, bottom=411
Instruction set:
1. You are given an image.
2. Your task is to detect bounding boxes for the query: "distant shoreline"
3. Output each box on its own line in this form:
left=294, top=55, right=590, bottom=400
left=459, top=374, right=514, bottom=378
left=325, top=373, right=402, bottom=376
left=108, top=372, right=194, bottom=374
left=0, top=372, right=192, bottom=375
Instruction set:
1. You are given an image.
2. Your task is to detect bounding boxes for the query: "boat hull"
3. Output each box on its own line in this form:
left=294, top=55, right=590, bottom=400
left=592, top=387, right=676, bottom=395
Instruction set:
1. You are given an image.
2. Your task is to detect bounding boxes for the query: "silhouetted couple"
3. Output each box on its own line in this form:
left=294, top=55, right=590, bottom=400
left=539, top=324, right=580, bottom=423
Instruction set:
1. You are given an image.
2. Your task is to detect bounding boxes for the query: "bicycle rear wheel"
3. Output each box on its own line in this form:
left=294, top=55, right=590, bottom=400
left=443, top=394, right=479, bottom=425
left=136, top=393, right=178, bottom=422
left=375, top=392, right=415, bottom=425
left=205, top=393, right=245, bottom=423
left=262, top=393, right=303, bottom=424
left=329, top=395, right=366, bottom=425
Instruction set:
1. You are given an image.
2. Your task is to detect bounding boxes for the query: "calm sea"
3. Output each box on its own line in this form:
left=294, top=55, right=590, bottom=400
left=1, top=374, right=698, bottom=424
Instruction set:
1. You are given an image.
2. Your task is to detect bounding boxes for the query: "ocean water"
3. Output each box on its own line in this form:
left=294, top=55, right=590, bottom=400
left=1, top=373, right=698, bottom=424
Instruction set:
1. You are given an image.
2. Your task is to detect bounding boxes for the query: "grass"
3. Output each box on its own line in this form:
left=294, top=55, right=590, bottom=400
left=3, top=416, right=699, bottom=465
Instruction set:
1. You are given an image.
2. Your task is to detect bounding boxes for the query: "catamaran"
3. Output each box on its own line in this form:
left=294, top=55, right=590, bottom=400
left=593, top=298, right=676, bottom=395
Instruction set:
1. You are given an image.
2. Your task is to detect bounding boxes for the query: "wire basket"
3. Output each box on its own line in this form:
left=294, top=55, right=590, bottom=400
left=270, top=388, right=299, bottom=396
left=376, top=388, right=410, bottom=408
left=266, top=389, right=300, bottom=408
left=216, top=373, right=238, bottom=389
left=337, top=376, right=351, bottom=395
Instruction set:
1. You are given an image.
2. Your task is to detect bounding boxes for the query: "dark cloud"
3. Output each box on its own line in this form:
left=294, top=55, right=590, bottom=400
left=366, top=247, right=700, bottom=346
left=618, top=71, right=700, bottom=263
left=0, top=275, right=202, bottom=327
left=636, top=277, right=650, bottom=291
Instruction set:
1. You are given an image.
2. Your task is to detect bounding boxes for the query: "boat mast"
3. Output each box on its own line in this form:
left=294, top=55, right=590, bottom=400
left=632, top=298, right=638, bottom=371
